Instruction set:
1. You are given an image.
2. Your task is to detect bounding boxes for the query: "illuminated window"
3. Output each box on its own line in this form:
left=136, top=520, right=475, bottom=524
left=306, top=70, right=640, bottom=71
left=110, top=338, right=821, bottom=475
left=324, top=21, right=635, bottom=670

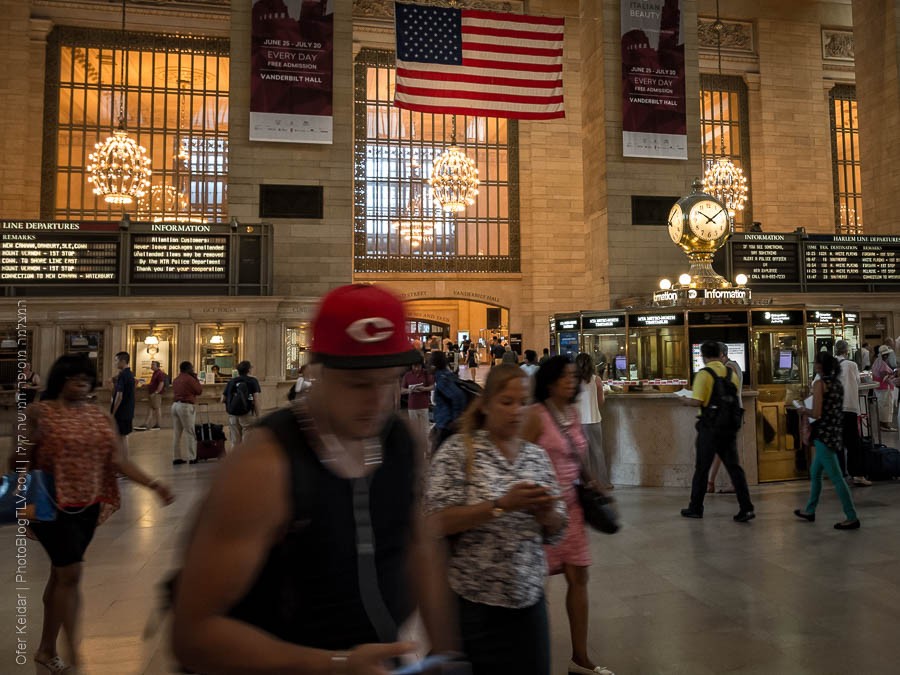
left=44, top=27, right=229, bottom=222
left=699, top=75, right=751, bottom=230
left=353, top=49, right=519, bottom=273
left=284, top=325, right=311, bottom=380
left=830, top=85, right=862, bottom=234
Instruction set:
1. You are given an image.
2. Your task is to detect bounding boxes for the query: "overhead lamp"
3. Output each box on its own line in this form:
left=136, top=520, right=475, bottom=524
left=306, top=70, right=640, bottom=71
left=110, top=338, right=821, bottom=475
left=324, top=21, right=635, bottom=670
left=209, top=323, right=225, bottom=345
left=735, top=273, right=748, bottom=287
left=678, top=273, right=693, bottom=286
left=659, top=278, right=672, bottom=290
left=144, top=321, right=159, bottom=345
left=86, top=0, right=152, bottom=205
left=700, top=1, right=749, bottom=223
left=429, top=115, right=479, bottom=212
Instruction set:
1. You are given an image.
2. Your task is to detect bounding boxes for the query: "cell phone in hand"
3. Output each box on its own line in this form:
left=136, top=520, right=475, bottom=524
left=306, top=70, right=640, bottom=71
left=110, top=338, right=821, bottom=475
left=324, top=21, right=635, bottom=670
left=392, top=654, right=453, bottom=674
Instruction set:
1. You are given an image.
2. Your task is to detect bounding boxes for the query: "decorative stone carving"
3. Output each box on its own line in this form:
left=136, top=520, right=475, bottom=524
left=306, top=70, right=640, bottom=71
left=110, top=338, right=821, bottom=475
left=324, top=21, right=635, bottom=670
left=822, top=29, right=854, bottom=61
left=354, top=0, right=519, bottom=19
left=697, top=18, right=754, bottom=53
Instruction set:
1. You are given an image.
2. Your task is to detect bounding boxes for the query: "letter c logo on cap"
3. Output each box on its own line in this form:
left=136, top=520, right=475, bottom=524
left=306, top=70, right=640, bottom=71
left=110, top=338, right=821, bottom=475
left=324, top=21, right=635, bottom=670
left=346, top=317, right=395, bottom=343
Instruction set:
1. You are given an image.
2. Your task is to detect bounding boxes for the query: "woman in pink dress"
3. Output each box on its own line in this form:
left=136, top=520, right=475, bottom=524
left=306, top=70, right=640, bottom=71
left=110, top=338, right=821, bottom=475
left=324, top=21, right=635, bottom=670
left=524, top=355, right=614, bottom=675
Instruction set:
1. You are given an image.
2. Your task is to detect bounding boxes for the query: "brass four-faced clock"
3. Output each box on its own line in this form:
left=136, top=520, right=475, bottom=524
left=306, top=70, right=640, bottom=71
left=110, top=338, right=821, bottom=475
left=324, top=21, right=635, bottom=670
left=667, top=180, right=733, bottom=288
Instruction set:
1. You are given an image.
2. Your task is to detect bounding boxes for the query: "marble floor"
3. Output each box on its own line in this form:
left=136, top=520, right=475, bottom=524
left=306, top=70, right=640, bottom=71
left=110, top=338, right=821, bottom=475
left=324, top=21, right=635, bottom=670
left=3, top=428, right=900, bottom=674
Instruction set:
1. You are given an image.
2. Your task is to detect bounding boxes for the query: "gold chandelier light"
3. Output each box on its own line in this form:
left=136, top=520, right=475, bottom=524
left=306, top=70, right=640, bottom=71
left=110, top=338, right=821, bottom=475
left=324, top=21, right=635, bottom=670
left=87, top=0, right=151, bottom=205
left=429, top=116, right=479, bottom=213
left=394, top=154, right=434, bottom=249
left=701, top=0, right=748, bottom=222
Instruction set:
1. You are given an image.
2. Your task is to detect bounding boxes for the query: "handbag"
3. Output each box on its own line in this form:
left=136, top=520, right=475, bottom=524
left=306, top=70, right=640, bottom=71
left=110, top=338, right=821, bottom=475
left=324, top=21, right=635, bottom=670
left=0, top=469, right=58, bottom=523
left=575, top=471, right=620, bottom=535
left=545, top=403, right=620, bottom=535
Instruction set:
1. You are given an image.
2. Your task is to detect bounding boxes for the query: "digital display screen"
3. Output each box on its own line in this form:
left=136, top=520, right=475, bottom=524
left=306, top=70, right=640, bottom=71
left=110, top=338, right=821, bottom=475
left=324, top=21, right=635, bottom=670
left=804, top=235, right=900, bottom=283
left=779, top=350, right=794, bottom=369
left=130, top=234, right=229, bottom=282
left=1, top=233, right=119, bottom=283
left=615, top=354, right=626, bottom=372
left=729, top=234, right=801, bottom=283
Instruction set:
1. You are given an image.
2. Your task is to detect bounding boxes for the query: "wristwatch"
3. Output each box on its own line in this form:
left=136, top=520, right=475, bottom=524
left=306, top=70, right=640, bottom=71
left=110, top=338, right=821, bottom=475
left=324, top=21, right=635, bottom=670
left=491, top=499, right=505, bottom=518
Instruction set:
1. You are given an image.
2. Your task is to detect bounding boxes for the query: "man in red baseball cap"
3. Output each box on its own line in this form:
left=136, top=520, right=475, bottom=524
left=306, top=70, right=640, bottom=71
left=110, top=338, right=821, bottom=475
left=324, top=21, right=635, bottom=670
left=173, top=285, right=458, bottom=674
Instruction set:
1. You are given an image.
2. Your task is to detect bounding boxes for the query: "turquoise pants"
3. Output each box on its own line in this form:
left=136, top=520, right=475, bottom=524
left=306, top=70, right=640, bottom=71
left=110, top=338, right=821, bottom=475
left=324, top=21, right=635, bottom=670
left=805, top=440, right=858, bottom=521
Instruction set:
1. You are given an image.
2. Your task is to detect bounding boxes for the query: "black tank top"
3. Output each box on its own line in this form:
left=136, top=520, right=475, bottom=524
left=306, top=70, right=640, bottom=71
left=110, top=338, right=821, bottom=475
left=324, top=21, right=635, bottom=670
left=227, top=407, right=416, bottom=649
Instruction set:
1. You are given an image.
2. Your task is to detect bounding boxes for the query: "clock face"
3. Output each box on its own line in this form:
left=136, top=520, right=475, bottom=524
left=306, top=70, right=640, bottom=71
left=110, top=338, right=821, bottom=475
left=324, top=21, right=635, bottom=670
left=688, top=199, right=729, bottom=241
left=667, top=203, right=683, bottom=244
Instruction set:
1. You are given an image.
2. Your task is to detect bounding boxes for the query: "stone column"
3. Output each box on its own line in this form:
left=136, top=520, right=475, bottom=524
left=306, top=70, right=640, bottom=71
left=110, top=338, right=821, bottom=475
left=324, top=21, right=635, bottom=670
left=852, top=0, right=900, bottom=234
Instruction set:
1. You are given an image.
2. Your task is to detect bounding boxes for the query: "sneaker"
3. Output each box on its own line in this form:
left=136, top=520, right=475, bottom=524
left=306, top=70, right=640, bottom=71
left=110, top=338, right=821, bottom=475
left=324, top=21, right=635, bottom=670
left=853, top=477, right=873, bottom=487
left=680, top=508, right=703, bottom=519
left=733, top=510, right=756, bottom=522
left=133, top=426, right=148, bottom=431
left=172, top=459, right=186, bottom=465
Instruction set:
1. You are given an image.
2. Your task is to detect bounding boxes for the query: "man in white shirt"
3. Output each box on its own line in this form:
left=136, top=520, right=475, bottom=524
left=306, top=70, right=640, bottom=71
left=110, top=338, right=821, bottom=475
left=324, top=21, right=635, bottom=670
left=836, top=340, right=871, bottom=487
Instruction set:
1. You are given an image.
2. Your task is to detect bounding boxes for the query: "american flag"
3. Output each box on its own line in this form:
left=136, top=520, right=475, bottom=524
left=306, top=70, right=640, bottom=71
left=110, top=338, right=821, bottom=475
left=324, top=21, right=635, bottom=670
left=393, top=3, right=565, bottom=120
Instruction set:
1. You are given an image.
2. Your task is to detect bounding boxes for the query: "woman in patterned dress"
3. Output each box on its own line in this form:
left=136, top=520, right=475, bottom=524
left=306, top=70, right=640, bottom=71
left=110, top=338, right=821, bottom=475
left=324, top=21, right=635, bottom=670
left=26, top=355, right=174, bottom=674
left=794, top=351, right=860, bottom=529
left=524, top=355, right=614, bottom=675
left=426, top=364, right=567, bottom=675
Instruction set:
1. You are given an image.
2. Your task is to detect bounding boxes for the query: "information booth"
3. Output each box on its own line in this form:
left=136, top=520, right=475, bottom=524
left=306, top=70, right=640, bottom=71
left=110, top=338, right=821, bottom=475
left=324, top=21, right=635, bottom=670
left=550, top=301, right=867, bottom=487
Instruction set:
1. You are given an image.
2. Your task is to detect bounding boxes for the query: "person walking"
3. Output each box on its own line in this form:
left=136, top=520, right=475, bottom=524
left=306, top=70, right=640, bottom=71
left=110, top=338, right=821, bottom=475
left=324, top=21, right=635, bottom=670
left=110, top=351, right=136, bottom=455
left=520, top=350, right=540, bottom=378
left=873, top=345, right=897, bottom=432
left=400, top=355, right=433, bottom=454
left=427, top=364, right=567, bottom=675
left=524, top=355, right=615, bottom=675
left=26, top=355, right=173, bottom=675
left=465, top=342, right=480, bottom=382
left=835, top=340, right=871, bottom=486
left=172, top=285, right=457, bottom=674
left=794, top=352, right=861, bottom=529
left=574, top=352, right=611, bottom=490
left=223, top=360, right=261, bottom=448
left=680, top=341, right=755, bottom=522
left=431, top=350, right=468, bottom=454
left=707, top=343, right=743, bottom=494
left=171, top=361, right=202, bottom=465
left=135, top=360, right=166, bottom=431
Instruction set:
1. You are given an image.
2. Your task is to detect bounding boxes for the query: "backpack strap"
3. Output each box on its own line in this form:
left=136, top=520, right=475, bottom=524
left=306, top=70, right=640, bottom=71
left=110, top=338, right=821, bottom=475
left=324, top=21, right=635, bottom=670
left=262, top=406, right=318, bottom=532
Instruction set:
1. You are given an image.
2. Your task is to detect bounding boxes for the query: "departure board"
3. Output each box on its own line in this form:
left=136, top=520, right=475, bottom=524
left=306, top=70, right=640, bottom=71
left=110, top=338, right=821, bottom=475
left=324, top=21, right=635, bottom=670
left=804, top=235, right=900, bottom=284
left=730, top=234, right=801, bottom=283
left=0, top=232, right=118, bottom=283
left=130, top=234, right=229, bottom=282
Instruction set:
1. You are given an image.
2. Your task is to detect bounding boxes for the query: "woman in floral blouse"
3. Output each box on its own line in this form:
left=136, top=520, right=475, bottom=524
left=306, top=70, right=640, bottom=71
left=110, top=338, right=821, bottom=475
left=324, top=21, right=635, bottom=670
left=524, top=355, right=614, bottom=675
left=426, top=363, right=567, bottom=675
left=26, top=355, right=174, bottom=674
left=794, top=351, right=860, bottom=529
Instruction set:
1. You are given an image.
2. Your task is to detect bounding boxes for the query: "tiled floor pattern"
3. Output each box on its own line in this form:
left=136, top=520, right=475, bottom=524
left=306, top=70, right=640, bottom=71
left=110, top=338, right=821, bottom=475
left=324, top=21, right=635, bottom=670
left=2, top=427, right=900, bottom=674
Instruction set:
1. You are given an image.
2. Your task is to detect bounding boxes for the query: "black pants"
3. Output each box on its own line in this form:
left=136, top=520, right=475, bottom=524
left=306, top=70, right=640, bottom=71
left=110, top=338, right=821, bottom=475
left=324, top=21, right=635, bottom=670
left=457, top=594, right=550, bottom=675
left=843, top=411, right=864, bottom=477
left=689, top=426, right=754, bottom=514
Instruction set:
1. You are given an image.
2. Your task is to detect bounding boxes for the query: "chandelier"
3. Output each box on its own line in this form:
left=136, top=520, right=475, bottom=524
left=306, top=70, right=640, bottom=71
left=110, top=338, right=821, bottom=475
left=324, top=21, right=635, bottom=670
left=86, top=0, right=151, bottom=205
left=701, top=1, right=748, bottom=222
left=429, top=116, right=479, bottom=212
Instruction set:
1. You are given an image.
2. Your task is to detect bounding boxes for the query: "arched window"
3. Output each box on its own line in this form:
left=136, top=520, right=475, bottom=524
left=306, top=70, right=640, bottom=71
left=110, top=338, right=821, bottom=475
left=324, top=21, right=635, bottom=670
left=354, top=49, right=519, bottom=273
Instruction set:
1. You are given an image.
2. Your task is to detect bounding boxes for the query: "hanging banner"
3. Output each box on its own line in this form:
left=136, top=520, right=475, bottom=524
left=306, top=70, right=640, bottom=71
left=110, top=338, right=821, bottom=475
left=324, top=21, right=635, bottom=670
left=620, top=0, right=687, bottom=159
left=250, top=0, right=334, bottom=144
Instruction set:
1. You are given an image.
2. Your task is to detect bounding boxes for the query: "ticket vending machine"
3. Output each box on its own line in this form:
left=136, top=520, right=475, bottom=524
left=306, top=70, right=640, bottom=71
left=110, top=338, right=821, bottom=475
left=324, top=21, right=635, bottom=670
left=805, top=308, right=844, bottom=380
left=750, top=309, right=808, bottom=482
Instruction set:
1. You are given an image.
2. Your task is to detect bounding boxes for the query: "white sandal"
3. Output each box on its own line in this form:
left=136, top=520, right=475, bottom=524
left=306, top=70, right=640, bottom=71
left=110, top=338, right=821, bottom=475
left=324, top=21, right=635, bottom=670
left=568, top=660, right=615, bottom=675
left=34, top=655, right=68, bottom=674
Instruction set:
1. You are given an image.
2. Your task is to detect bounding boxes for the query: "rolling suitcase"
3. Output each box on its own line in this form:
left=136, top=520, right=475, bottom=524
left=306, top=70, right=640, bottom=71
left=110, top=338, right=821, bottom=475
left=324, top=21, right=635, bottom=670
left=194, top=403, right=226, bottom=461
left=864, top=443, right=900, bottom=481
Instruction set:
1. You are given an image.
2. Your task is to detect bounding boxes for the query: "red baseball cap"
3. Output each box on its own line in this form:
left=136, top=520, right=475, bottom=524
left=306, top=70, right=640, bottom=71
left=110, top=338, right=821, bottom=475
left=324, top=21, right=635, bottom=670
left=310, top=284, right=421, bottom=369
